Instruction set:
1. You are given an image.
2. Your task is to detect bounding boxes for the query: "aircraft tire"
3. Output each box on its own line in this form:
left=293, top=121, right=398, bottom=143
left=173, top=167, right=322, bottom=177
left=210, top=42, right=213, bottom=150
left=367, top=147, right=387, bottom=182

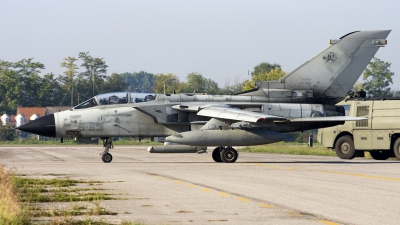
left=393, top=138, right=400, bottom=160
left=102, top=153, right=113, bottom=163
left=335, top=135, right=356, bottom=159
left=212, top=147, right=223, bottom=162
left=220, top=147, right=238, bottom=163
left=369, top=151, right=390, bottom=160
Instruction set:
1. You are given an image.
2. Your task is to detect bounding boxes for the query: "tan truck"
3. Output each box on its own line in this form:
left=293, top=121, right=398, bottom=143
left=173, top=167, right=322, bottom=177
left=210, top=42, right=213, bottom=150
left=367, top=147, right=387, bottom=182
left=317, top=99, right=400, bottom=160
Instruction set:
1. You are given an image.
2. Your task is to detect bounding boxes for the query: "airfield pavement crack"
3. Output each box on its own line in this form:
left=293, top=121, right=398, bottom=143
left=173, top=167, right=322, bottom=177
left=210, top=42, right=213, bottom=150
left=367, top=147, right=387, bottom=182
left=143, top=171, right=346, bottom=225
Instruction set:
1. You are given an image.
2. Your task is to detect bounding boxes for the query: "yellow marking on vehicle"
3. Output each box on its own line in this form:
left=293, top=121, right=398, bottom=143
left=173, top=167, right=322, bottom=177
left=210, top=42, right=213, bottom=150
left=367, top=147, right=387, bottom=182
left=174, top=180, right=182, bottom=184
left=256, top=163, right=265, bottom=167
left=286, top=211, right=303, bottom=217
left=187, top=183, right=196, bottom=188
left=201, top=188, right=212, bottom=192
left=155, top=175, right=161, bottom=178
left=163, top=178, right=170, bottom=181
left=318, top=220, right=340, bottom=225
left=289, top=167, right=296, bottom=170
left=237, top=197, right=251, bottom=202
left=259, top=203, right=275, bottom=208
left=218, top=192, right=229, bottom=197
left=321, top=170, right=400, bottom=182
left=268, top=165, right=277, bottom=169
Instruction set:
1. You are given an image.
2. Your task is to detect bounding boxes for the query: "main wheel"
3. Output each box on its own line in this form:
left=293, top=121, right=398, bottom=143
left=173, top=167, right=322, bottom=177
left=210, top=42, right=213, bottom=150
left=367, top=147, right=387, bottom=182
left=220, top=148, right=238, bottom=163
left=369, top=151, right=390, bottom=160
left=212, top=147, right=223, bottom=162
left=393, top=138, right=400, bottom=160
left=102, top=153, right=113, bottom=163
left=335, top=135, right=356, bottom=159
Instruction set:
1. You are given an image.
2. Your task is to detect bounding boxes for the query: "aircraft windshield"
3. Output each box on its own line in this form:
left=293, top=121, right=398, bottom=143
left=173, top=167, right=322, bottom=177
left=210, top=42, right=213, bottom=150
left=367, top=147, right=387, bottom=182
left=73, top=98, right=98, bottom=110
left=73, top=92, right=156, bottom=110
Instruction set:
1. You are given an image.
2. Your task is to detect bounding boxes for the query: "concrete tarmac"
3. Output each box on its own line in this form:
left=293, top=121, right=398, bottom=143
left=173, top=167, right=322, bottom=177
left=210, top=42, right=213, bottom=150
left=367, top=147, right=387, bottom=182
left=1, top=145, right=400, bottom=225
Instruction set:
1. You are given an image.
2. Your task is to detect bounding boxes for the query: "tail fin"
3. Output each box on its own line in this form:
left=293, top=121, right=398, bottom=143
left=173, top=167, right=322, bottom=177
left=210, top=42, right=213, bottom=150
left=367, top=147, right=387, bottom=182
left=247, top=30, right=391, bottom=104
left=282, top=30, right=391, bottom=102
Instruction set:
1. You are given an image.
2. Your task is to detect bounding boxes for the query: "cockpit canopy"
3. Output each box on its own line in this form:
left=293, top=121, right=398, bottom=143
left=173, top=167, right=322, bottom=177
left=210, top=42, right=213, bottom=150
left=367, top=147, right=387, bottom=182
left=73, top=92, right=156, bottom=110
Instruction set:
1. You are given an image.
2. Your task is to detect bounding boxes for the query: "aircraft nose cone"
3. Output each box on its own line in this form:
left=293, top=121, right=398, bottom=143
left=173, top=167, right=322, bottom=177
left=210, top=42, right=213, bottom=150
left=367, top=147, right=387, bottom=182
left=17, top=114, right=56, bottom=137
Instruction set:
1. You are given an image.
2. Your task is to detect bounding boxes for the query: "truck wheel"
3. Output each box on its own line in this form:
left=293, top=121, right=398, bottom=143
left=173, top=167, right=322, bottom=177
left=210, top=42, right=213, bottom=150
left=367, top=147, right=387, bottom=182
left=393, top=138, right=400, bottom=160
left=369, top=151, right=390, bottom=160
left=335, top=135, right=356, bottom=159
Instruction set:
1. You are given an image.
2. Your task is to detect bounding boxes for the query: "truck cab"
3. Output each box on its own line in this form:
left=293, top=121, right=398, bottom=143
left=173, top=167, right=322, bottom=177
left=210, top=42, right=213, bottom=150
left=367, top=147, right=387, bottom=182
left=318, top=99, right=400, bottom=160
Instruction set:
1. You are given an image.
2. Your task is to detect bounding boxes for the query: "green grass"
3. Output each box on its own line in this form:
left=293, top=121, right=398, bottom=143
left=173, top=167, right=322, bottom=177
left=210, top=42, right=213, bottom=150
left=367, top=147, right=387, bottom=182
left=0, top=139, right=77, bottom=145
left=0, top=166, right=30, bottom=225
left=241, top=142, right=337, bottom=157
left=12, top=177, right=113, bottom=203
left=112, top=139, right=162, bottom=146
left=0, top=171, right=138, bottom=224
left=0, top=138, right=162, bottom=146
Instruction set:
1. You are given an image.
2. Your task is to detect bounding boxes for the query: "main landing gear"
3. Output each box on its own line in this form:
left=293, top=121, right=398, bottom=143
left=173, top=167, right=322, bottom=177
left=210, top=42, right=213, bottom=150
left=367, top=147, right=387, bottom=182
left=212, top=146, right=238, bottom=163
left=100, top=137, right=113, bottom=163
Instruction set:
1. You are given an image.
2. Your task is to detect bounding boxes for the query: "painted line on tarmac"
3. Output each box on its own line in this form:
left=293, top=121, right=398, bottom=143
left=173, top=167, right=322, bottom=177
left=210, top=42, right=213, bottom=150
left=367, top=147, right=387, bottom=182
left=218, top=192, right=229, bottom=197
left=318, top=220, right=340, bottom=225
left=146, top=172, right=343, bottom=225
left=321, top=170, right=400, bottom=182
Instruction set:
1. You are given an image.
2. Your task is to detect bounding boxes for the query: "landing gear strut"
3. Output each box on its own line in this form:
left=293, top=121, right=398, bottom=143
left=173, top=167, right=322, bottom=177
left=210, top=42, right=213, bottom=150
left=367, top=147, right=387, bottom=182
left=212, top=146, right=238, bottom=163
left=100, top=137, right=113, bottom=163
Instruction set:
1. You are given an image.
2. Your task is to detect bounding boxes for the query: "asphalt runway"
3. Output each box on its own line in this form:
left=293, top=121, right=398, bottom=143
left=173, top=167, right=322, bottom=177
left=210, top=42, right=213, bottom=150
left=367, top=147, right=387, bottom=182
left=1, top=145, right=400, bottom=225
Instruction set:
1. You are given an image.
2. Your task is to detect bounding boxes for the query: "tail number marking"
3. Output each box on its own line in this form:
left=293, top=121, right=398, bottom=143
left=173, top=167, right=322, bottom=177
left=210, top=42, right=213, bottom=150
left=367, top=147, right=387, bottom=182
left=78, top=123, right=103, bottom=131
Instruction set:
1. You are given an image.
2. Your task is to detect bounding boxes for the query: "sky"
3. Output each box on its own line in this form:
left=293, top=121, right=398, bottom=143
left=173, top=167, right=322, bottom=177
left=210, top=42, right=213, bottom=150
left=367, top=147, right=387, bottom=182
left=1, top=0, right=399, bottom=89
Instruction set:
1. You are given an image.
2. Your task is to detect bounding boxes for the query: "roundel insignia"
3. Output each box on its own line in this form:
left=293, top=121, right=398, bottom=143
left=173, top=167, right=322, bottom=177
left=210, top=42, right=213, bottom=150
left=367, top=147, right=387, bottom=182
left=323, top=52, right=337, bottom=63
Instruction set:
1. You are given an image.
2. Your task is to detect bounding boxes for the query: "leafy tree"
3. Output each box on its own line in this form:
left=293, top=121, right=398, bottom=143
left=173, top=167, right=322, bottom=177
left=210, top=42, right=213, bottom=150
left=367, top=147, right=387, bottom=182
left=203, top=78, right=220, bottom=95
left=120, top=71, right=154, bottom=93
left=60, top=57, right=78, bottom=106
left=0, top=62, right=20, bottom=113
left=219, top=77, right=244, bottom=95
left=102, top=73, right=126, bottom=93
left=0, top=59, right=63, bottom=113
left=243, top=67, right=286, bottom=91
left=182, top=72, right=206, bottom=93
left=153, top=73, right=180, bottom=94
left=352, top=82, right=364, bottom=92
left=78, top=52, right=108, bottom=96
left=14, top=59, right=46, bottom=107
left=180, top=72, right=220, bottom=94
left=252, top=62, right=281, bottom=76
left=37, top=73, right=63, bottom=107
left=363, top=57, right=394, bottom=98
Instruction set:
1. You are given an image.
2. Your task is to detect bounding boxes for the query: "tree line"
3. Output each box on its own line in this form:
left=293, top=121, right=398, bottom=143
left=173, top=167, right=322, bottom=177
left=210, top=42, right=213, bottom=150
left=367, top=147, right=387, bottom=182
left=0, top=53, right=394, bottom=114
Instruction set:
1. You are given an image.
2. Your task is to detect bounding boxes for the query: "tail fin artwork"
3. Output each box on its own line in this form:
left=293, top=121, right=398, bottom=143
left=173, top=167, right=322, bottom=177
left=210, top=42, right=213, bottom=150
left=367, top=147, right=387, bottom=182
left=241, top=30, right=391, bottom=104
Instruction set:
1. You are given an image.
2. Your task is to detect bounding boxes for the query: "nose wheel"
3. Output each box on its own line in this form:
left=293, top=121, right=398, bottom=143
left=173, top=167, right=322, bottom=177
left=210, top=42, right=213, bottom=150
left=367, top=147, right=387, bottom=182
left=100, top=137, right=113, bottom=163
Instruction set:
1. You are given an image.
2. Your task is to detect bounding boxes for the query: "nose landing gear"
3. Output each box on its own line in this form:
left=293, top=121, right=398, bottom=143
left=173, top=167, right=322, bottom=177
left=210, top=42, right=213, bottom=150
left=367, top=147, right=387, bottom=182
left=100, top=137, right=113, bottom=163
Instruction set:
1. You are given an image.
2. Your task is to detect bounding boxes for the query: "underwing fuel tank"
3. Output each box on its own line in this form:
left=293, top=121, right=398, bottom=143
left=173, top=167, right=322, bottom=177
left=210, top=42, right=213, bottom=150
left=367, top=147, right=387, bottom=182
left=148, top=145, right=207, bottom=153
left=165, top=130, right=293, bottom=146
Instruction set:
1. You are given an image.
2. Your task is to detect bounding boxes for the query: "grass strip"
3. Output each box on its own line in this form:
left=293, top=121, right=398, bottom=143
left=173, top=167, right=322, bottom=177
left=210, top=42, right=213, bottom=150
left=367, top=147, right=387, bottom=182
left=0, top=165, right=30, bottom=224
left=241, top=142, right=337, bottom=157
left=0, top=139, right=162, bottom=146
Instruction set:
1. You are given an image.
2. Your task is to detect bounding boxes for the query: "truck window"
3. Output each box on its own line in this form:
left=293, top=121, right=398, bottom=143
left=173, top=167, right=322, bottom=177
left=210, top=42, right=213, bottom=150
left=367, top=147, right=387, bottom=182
left=342, top=105, right=350, bottom=116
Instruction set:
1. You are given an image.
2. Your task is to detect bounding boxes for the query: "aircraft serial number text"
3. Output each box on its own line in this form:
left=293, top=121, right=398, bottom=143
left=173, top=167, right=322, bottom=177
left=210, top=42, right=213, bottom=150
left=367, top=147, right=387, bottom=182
left=78, top=123, right=103, bottom=131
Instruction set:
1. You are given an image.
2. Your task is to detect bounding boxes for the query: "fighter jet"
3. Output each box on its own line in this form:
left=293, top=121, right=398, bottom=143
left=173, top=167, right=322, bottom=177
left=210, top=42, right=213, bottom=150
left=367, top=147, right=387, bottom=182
left=17, top=30, right=391, bottom=163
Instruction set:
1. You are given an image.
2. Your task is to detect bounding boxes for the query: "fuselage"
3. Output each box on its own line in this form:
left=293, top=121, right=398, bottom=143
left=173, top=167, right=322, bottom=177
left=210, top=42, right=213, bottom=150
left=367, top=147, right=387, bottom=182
left=50, top=93, right=344, bottom=139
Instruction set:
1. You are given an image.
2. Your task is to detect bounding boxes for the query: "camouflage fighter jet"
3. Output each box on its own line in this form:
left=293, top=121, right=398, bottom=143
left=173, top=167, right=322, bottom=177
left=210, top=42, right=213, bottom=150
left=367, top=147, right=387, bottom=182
left=17, top=30, right=391, bottom=163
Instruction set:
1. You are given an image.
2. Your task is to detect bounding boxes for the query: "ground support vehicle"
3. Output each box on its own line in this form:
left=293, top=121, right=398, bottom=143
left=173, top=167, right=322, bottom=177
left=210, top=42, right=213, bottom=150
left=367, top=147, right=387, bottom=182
left=318, top=99, right=400, bottom=160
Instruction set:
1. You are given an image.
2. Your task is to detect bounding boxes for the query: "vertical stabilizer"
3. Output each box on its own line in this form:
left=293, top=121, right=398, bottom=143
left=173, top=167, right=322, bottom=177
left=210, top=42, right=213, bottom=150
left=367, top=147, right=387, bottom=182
left=282, top=30, right=391, bottom=101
